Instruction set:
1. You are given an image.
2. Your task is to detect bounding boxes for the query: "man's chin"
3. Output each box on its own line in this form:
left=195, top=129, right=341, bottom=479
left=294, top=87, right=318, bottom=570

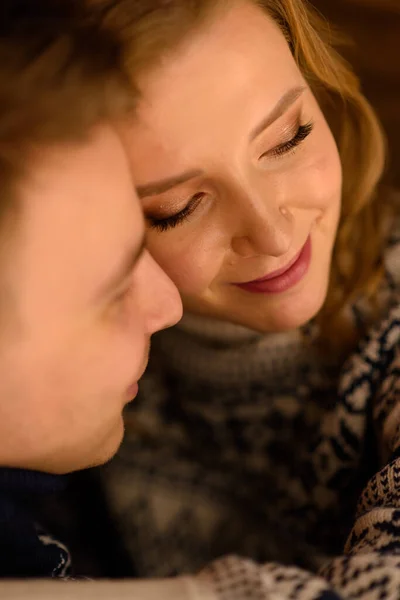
left=55, top=417, right=125, bottom=474
left=88, top=417, right=125, bottom=469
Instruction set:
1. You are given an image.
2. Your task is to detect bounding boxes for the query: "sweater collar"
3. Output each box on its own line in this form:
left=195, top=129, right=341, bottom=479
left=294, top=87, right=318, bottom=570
left=149, top=312, right=317, bottom=388
left=0, top=467, right=68, bottom=495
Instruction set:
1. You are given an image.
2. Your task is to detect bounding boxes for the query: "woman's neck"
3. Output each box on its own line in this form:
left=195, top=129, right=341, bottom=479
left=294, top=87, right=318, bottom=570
left=150, top=311, right=315, bottom=388
left=177, top=312, right=265, bottom=347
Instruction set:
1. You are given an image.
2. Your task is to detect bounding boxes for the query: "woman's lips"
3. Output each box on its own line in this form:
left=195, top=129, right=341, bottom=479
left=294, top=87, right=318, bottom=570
left=235, top=236, right=312, bottom=295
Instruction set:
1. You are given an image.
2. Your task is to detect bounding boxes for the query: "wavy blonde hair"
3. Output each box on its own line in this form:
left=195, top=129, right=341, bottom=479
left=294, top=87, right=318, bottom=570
left=95, top=0, right=390, bottom=355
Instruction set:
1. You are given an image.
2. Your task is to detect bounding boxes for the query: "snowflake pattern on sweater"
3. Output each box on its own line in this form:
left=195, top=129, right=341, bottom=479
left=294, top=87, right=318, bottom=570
left=101, top=213, right=400, bottom=599
left=191, top=304, right=400, bottom=599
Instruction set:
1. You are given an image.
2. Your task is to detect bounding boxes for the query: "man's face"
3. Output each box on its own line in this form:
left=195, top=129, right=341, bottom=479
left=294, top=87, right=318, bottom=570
left=0, top=125, right=182, bottom=474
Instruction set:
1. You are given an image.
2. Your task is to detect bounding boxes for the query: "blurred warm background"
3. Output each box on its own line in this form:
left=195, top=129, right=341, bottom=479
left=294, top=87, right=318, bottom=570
left=313, top=0, right=400, bottom=186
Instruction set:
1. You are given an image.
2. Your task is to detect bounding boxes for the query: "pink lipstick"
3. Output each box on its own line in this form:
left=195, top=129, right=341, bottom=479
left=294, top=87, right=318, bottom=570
left=235, top=236, right=312, bottom=295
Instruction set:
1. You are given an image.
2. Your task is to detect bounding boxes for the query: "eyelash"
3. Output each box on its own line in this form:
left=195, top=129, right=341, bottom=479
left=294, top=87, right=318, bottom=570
left=148, top=121, right=314, bottom=233
left=265, top=121, right=313, bottom=158
left=148, top=192, right=205, bottom=233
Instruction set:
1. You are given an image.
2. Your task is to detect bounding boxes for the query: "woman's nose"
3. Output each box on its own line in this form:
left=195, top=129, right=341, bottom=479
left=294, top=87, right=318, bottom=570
left=231, top=197, right=294, bottom=258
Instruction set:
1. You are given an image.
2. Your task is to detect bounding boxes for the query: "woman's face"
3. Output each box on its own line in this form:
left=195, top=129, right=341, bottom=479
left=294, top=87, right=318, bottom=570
left=124, top=0, right=342, bottom=332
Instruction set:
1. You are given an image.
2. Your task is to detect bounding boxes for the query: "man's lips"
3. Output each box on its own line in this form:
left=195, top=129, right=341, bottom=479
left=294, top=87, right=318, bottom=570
left=126, top=344, right=150, bottom=400
left=126, top=382, right=139, bottom=399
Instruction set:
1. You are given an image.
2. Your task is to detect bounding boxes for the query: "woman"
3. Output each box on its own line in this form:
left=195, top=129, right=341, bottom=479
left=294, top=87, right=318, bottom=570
left=95, top=0, right=400, bottom=597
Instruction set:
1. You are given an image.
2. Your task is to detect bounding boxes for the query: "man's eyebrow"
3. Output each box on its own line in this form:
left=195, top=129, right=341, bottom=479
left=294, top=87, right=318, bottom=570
left=249, top=85, right=307, bottom=142
left=136, top=169, right=204, bottom=198
left=97, top=234, right=146, bottom=300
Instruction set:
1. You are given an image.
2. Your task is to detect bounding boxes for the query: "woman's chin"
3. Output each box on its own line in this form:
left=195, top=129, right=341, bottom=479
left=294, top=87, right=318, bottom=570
left=182, top=272, right=330, bottom=334
left=227, top=285, right=327, bottom=333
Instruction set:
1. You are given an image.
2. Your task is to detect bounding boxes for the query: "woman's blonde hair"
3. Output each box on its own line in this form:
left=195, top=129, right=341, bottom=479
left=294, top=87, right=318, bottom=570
left=96, top=0, right=389, bottom=354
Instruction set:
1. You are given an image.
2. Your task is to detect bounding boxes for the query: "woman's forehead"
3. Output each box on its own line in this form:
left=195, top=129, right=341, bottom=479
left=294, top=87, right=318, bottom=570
left=130, top=3, right=301, bottom=155
left=137, top=2, right=292, bottom=99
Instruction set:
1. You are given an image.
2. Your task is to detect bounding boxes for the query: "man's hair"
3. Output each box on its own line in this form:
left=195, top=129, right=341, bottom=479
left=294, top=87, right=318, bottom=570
left=0, top=0, right=134, bottom=225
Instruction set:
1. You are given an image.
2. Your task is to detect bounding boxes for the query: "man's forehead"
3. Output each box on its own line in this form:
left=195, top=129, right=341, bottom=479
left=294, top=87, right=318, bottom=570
left=12, top=126, right=145, bottom=303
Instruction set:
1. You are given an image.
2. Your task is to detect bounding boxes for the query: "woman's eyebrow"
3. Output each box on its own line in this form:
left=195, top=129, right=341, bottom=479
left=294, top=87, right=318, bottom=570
left=249, top=85, right=306, bottom=141
left=135, top=87, right=305, bottom=199
left=136, top=169, right=204, bottom=198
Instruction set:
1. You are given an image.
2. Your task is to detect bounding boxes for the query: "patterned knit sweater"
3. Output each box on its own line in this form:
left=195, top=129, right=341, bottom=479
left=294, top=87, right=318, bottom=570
left=100, top=220, right=400, bottom=599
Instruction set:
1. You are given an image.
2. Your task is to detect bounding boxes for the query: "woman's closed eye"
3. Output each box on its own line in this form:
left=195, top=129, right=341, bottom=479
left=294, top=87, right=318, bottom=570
left=146, top=121, right=314, bottom=234
left=147, top=192, right=205, bottom=233
left=261, top=121, right=314, bottom=160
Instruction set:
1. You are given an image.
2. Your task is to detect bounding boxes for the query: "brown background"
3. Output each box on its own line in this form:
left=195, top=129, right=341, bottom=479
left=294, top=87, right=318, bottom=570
left=313, top=0, right=400, bottom=186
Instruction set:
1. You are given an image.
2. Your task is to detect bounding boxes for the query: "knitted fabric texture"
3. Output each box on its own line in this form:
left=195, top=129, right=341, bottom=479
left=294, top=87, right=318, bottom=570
left=100, top=216, right=400, bottom=599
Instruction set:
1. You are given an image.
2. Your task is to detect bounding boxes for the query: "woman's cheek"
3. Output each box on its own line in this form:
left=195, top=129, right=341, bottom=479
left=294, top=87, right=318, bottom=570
left=290, top=128, right=342, bottom=213
left=309, top=147, right=342, bottom=214
left=311, top=120, right=342, bottom=204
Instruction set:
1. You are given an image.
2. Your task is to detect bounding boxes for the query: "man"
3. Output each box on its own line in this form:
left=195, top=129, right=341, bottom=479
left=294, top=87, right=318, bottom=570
left=0, top=0, right=181, bottom=580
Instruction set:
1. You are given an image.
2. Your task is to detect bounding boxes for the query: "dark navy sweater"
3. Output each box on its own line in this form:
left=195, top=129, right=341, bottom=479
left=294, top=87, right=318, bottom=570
left=0, top=468, right=71, bottom=577
left=0, top=467, right=133, bottom=579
